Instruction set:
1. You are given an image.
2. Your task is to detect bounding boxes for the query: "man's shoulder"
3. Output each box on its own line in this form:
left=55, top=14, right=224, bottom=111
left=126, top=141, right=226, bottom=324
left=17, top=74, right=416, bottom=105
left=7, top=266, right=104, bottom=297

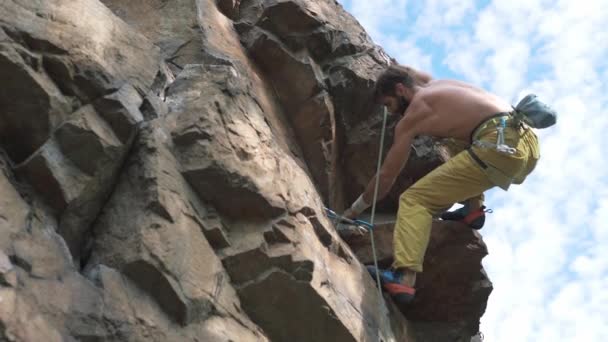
left=410, top=90, right=434, bottom=109
left=396, top=98, right=431, bottom=133
left=424, top=79, right=483, bottom=95
left=428, top=78, right=473, bottom=87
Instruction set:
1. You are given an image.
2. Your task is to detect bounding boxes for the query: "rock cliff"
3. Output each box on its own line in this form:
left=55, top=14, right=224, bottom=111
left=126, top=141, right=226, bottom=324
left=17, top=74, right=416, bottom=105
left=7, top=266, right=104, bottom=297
left=0, top=0, right=490, bottom=341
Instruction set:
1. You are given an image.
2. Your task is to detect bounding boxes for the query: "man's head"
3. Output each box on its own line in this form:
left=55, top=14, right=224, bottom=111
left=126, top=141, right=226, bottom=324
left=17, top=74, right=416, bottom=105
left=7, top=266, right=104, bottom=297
left=374, top=65, right=418, bottom=115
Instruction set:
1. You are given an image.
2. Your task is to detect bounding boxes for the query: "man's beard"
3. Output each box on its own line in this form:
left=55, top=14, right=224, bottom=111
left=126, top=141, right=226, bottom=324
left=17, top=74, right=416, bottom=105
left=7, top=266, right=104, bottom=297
left=397, top=97, right=410, bottom=115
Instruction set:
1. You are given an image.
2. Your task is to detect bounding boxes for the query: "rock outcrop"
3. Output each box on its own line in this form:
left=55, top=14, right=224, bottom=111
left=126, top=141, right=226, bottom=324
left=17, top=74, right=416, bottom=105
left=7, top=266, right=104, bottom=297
left=0, top=0, right=491, bottom=341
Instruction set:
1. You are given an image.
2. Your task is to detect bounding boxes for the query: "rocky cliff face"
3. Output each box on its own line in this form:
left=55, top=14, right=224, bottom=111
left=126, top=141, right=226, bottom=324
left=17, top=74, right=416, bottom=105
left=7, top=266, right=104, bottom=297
left=0, top=0, right=490, bottom=341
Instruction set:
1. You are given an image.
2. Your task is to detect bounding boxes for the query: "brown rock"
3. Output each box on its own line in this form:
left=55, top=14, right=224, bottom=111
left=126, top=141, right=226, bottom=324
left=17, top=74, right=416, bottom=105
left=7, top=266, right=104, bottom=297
left=0, top=0, right=159, bottom=90
left=242, top=28, right=344, bottom=206
left=217, top=0, right=241, bottom=19
left=218, top=212, right=412, bottom=342
left=291, top=91, right=344, bottom=208
left=340, top=215, right=492, bottom=340
left=0, top=0, right=159, bottom=163
left=239, top=0, right=373, bottom=62
left=87, top=122, right=266, bottom=334
left=100, top=0, right=217, bottom=72
left=15, top=101, right=135, bottom=260
left=88, top=264, right=270, bottom=341
left=0, top=0, right=494, bottom=340
left=246, top=27, right=325, bottom=109
left=168, top=64, right=289, bottom=219
left=406, top=221, right=492, bottom=325
left=232, top=0, right=446, bottom=213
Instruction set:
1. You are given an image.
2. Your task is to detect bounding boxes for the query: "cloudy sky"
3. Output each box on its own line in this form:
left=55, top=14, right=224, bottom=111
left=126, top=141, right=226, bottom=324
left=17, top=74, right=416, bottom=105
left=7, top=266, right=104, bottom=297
left=337, top=0, right=608, bottom=340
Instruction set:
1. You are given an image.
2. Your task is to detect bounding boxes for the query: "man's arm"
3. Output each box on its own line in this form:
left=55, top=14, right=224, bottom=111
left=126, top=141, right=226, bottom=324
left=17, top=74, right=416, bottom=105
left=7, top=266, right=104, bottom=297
left=359, top=124, right=414, bottom=203
left=345, top=99, right=431, bottom=218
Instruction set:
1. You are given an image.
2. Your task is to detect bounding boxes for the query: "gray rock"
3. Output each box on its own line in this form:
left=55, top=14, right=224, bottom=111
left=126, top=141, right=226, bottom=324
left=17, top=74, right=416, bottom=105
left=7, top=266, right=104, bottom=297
left=0, top=37, right=71, bottom=163
left=15, top=139, right=91, bottom=214
left=217, top=0, right=241, bottom=19
left=12, top=228, right=73, bottom=279
left=140, top=92, right=169, bottom=120
left=0, top=158, right=30, bottom=253
left=0, top=288, right=64, bottom=342
left=93, top=84, right=144, bottom=144
left=0, top=250, right=15, bottom=286
left=55, top=105, right=122, bottom=176
left=101, top=0, right=210, bottom=70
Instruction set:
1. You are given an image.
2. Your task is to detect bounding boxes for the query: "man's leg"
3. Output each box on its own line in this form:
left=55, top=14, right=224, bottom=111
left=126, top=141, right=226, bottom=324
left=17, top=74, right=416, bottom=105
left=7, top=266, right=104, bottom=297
left=391, top=126, right=540, bottom=289
left=393, top=150, right=495, bottom=285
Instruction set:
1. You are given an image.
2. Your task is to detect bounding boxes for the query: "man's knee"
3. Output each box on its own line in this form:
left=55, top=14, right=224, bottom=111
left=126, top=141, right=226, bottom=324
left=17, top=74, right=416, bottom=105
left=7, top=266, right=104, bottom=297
left=399, top=187, right=429, bottom=210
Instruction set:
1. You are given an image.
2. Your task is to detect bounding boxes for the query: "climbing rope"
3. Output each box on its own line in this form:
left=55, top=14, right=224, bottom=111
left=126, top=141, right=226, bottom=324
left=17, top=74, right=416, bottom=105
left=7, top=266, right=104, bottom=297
left=368, top=107, right=390, bottom=342
left=325, top=107, right=390, bottom=341
left=369, top=106, right=388, bottom=310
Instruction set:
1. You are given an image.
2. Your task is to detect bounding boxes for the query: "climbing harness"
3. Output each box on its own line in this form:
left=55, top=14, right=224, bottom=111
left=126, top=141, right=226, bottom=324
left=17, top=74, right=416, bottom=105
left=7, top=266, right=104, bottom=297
left=472, top=92, right=558, bottom=155
left=495, top=117, right=516, bottom=154
left=472, top=116, right=517, bottom=155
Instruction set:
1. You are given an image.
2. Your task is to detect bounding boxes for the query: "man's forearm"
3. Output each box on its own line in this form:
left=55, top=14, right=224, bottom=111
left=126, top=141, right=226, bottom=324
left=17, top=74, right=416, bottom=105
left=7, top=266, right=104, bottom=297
left=361, top=173, right=393, bottom=204
left=360, top=143, right=412, bottom=208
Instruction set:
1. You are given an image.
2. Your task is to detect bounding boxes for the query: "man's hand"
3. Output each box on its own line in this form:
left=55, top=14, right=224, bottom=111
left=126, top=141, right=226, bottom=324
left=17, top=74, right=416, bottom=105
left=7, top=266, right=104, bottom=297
left=344, top=194, right=369, bottom=219
left=343, top=208, right=358, bottom=220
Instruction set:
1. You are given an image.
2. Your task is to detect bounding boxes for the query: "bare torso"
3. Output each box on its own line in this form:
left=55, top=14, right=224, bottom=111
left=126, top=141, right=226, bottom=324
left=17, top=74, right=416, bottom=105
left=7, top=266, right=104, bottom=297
left=404, top=80, right=513, bottom=142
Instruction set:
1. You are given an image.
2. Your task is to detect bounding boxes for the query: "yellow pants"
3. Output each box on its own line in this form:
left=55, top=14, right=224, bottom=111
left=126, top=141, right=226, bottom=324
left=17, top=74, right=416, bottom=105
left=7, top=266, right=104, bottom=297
left=393, top=117, right=540, bottom=272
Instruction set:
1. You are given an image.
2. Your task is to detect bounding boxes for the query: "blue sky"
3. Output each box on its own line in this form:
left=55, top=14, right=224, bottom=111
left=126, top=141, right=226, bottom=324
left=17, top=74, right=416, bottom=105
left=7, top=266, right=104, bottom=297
left=338, top=0, right=608, bottom=340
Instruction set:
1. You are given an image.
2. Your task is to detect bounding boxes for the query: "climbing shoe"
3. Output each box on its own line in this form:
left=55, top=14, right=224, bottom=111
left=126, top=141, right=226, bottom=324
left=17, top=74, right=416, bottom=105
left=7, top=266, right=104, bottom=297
left=440, top=205, right=492, bottom=230
left=366, top=266, right=416, bottom=305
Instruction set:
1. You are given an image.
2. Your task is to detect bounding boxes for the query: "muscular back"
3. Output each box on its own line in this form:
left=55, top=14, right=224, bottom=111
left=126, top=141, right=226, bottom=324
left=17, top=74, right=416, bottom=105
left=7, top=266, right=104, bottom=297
left=407, top=80, right=512, bottom=142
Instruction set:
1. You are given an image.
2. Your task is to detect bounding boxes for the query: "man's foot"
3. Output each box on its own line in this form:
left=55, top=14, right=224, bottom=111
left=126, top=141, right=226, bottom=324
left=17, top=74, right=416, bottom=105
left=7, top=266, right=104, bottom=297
left=366, top=266, right=415, bottom=305
left=440, top=205, right=491, bottom=230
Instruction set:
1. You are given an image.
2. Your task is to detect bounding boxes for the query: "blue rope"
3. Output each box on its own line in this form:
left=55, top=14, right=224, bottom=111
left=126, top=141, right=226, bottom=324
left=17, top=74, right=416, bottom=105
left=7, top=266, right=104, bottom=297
left=323, top=207, right=374, bottom=230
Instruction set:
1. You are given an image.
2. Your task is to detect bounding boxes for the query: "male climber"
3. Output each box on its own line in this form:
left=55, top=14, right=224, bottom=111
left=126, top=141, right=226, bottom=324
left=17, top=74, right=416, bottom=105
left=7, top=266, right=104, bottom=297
left=344, top=65, right=540, bottom=304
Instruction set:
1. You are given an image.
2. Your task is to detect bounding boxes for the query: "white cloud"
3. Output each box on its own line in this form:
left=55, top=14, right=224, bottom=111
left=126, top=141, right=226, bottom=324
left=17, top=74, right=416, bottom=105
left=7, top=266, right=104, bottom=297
left=339, top=0, right=608, bottom=341
left=339, top=0, right=433, bottom=72
left=340, top=0, right=410, bottom=39
left=381, top=36, right=433, bottom=72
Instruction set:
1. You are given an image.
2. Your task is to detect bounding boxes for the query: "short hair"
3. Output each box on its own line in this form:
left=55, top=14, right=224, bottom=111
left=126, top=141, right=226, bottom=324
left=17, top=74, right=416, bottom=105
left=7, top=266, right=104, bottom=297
left=373, top=65, right=415, bottom=101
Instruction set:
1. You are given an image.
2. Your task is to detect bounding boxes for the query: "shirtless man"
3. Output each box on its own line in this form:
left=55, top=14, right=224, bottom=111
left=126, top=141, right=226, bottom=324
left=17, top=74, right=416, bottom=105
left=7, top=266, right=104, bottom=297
left=344, top=65, right=540, bottom=305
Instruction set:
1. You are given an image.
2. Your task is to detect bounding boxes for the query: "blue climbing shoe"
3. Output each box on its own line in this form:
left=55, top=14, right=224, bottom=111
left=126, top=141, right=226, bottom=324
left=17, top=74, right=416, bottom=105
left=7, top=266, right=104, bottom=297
left=366, top=266, right=415, bottom=305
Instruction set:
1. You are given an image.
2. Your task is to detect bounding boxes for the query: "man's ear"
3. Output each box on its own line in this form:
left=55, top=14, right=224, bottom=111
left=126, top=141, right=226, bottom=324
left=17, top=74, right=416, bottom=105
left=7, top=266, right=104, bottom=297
left=394, top=83, right=406, bottom=96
